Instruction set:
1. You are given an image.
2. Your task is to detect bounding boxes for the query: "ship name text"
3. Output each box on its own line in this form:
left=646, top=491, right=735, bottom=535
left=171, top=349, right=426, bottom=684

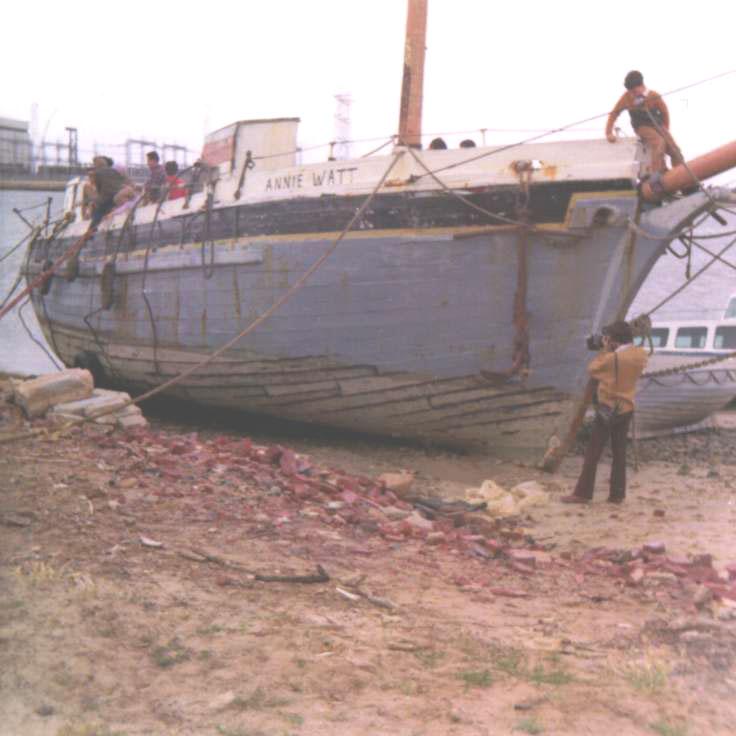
left=265, top=167, right=359, bottom=192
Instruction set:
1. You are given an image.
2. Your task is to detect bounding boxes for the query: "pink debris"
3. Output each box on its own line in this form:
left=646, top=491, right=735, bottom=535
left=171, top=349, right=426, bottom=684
left=643, top=541, right=666, bottom=555
left=507, top=549, right=537, bottom=567
left=279, top=449, right=298, bottom=476
left=487, top=587, right=529, bottom=598
left=340, top=489, right=360, bottom=505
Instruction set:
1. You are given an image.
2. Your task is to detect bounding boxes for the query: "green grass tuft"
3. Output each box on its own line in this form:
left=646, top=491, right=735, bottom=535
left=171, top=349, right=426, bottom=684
left=457, top=669, right=493, bottom=689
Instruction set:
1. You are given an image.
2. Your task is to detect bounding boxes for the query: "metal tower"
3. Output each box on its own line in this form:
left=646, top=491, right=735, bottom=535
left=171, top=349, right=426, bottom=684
left=333, top=93, right=352, bottom=160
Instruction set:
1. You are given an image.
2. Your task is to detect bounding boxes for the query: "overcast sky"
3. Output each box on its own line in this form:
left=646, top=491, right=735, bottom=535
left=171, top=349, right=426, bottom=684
left=3, top=0, right=735, bottom=165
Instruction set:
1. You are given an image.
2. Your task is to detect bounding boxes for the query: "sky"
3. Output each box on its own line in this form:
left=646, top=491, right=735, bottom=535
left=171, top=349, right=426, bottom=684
left=3, top=0, right=736, bottom=167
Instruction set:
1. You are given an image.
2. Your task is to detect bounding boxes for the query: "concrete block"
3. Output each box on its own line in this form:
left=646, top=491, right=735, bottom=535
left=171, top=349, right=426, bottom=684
left=378, top=471, right=414, bottom=496
left=13, top=369, right=93, bottom=418
left=116, top=414, right=148, bottom=430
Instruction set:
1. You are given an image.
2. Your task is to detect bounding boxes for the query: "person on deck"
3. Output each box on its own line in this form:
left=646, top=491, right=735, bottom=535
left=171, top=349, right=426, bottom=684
left=89, top=156, right=126, bottom=228
left=81, top=168, right=97, bottom=220
left=561, top=321, right=648, bottom=505
left=165, top=161, right=187, bottom=200
left=605, top=70, right=684, bottom=176
left=143, top=150, right=167, bottom=204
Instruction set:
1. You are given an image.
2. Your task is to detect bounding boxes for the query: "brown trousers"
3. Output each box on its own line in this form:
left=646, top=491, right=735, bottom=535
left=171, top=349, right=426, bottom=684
left=637, top=125, right=684, bottom=175
left=574, top=411, right=634, bottom=501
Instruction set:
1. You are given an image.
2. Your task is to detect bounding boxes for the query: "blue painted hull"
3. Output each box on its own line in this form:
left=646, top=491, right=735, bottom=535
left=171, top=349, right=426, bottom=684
left=26, top=187, right=714, bottom=460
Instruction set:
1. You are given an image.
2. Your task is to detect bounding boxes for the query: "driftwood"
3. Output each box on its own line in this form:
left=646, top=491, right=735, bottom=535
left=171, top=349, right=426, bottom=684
left=340, top=575, right=398, bottom=610
left=180, top=548, right=330, bottom=585
left=255, top=565, right=329, bottom=584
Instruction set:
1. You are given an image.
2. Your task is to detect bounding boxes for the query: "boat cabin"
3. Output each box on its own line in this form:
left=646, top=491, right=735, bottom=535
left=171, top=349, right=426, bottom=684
left=637, top=318, right=736, bottom=353
left=724, top=293, right=736, bottom=320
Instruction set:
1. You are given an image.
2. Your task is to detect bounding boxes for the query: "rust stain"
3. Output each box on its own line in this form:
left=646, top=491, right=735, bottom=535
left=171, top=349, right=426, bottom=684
left=262, top=245, right=273, bottom=289
left=277, top=255, right=289, bottom=289
left=173, top=284, right=181, bottom=343
left=542, top=164, right=558, bottom=180
left=200, top=308, right=207, bottom=340
left=232, top=268, right=242, bottom=320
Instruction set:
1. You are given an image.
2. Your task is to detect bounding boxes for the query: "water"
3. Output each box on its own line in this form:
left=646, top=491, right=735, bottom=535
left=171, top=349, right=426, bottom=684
left=0, top=189, right=64, bottom=376
left=628, top=210, right=736, bottom=322
left=1, top=190, right=735, bottom=377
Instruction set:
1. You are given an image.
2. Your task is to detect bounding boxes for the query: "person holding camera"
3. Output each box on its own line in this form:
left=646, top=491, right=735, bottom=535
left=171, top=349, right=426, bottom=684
left=561, top=321, right=648, bottom=505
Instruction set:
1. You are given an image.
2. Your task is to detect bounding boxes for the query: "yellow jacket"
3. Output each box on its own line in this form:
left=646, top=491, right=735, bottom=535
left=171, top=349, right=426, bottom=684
left=588, top=345, right=648, bottom=413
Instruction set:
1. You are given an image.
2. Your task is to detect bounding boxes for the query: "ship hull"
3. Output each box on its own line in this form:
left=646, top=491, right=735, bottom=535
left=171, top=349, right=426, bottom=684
left=24, top=144, right=722, bottom=461
left=635, top=354, right=736, bottom=435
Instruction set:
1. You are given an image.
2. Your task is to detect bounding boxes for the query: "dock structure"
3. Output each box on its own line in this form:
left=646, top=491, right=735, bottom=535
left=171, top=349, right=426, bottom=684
left=0, top=177, right=68, bottom=192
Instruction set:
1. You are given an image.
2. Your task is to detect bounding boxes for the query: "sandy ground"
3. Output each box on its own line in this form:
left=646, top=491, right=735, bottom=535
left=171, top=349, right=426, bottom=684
left=1, top=393, right=736, bottom=736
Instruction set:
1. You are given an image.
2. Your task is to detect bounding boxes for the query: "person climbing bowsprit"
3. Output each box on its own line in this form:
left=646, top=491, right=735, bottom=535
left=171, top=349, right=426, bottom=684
left=605, top=70, right=684, bottom=176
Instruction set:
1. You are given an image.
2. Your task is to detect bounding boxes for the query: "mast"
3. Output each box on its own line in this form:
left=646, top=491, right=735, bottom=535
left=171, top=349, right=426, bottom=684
left=397, top=0, right=428, bottom=148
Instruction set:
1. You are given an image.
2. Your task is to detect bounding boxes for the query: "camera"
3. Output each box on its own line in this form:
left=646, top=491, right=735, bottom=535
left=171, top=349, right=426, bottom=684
left=586, top=333, right=606, bottom=351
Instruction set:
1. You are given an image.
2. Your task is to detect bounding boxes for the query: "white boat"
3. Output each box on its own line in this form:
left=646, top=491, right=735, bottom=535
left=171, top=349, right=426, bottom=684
left=634, top=294, right=736, bottom=435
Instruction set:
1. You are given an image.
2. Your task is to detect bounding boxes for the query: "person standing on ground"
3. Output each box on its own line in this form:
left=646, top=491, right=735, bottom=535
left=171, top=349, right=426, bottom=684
left=605, top=70, right=684, bottom=176
left=561, top=321, right=648, bottom=505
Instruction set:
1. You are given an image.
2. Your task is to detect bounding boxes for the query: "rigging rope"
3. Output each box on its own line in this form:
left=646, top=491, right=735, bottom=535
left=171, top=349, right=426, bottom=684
left=406, top=146, right=581, bottom=237
left=411, top=68, right=736, bottom=181
left=0, top=151, right=406, bottom=446
left=0, top=216, right=86, bottom=323
left=17, top=298, right=62, bottom=371
left=0, top=228, right=39, bottom=265
left=221, top=68, right=736, bottom=170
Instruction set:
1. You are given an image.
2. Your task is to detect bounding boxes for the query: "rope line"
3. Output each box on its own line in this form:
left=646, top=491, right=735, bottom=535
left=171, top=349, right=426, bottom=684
left=411, top=68, right=736, bottom=181
left=0, top=228, right=38, bottom=265
left=0, top=216, right=84, bottom=323
left=230, top=68, right=736, bottom=168
left=644, top=232, right=736, bottom=317
left=0, top=151, right=405, bottom=446
left=406, top=147, right=582, bottom=238
left=642, top=350, right=736, bottom=379
left=18, top=298, right=62, bottom=371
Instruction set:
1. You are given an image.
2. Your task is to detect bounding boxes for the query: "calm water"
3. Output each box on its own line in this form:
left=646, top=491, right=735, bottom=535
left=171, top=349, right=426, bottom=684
left=628, top=211, right=736, bottom=322
left=0, top=189, right=64, bottom=375
left=0, top=189, right=734, bottom=376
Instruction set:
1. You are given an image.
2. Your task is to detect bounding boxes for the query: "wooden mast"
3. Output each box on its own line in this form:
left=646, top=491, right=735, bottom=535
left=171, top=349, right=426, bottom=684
left=397, top=0, right=428, bottom=148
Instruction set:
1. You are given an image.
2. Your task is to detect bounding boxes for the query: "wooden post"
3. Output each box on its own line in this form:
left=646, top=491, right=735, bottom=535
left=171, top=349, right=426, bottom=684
left=397, top=0, right=428, bottom=148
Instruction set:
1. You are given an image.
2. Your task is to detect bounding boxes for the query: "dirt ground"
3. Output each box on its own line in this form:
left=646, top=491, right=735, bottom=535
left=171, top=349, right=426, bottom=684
left=1, top=393, right=736, bottom=736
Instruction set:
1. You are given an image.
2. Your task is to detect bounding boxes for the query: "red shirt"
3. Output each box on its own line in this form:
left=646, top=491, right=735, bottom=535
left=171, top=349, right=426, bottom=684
left=166, top=174, right=187, bottom=200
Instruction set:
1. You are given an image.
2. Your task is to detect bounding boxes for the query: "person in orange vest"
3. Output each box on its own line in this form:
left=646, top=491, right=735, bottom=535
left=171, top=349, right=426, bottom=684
left=605, top=70, right=684, bottom=176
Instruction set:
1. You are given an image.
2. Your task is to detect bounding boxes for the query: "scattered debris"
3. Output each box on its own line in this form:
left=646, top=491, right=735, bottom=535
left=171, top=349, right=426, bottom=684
left=514, top=696, right=548, bottom=712
left=465, top=479, right=550, bottom=517
left=378, top=470, right=414, bottom=496
left=255, top=565, right=329, bottom=584
left=139, top=536, right=164, bottom=549
left=1, top=512, right=33, bottom=528
left=336, top=587, right=361, bottom=602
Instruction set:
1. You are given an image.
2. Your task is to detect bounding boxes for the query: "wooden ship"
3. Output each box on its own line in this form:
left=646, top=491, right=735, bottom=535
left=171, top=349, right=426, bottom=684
left=21, top=0, right=736, bottom=462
